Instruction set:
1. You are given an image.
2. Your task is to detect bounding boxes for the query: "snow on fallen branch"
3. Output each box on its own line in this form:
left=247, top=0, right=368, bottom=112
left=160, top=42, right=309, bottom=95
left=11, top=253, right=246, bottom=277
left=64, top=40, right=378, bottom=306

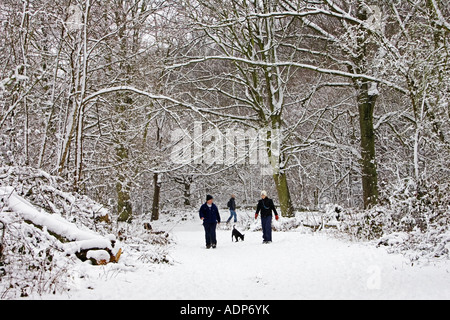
left=0, top=187, right=119, bottom=264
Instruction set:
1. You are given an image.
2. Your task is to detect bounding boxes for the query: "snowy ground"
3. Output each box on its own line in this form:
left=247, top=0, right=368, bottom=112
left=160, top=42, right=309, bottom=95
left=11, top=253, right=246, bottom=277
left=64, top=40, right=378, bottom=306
left=40, top=212, right=450, bottom=300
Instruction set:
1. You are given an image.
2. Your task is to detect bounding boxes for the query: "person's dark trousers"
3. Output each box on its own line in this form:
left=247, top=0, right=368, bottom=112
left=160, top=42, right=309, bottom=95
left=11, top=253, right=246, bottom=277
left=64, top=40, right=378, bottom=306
left=203, top=223, right=217, bottom=246
left=261, top=216, right=272, bottom=242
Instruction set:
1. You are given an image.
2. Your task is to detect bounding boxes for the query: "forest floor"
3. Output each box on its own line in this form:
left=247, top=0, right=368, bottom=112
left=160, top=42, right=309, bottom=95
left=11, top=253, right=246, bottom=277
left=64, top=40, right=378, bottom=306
left=42, top=213, right=450, bottom=300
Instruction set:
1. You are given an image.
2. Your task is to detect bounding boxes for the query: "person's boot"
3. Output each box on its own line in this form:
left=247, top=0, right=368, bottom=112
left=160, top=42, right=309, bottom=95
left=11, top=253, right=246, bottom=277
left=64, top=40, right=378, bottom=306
left=206, top=244, right=211, bottom=249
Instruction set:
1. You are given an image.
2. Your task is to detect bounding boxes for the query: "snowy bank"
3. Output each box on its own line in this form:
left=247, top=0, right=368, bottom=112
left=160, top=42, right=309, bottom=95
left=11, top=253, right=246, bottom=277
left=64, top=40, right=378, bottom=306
left=0, top=187, right=114, bottom=258
left=0, top=166, right=173, bottom=299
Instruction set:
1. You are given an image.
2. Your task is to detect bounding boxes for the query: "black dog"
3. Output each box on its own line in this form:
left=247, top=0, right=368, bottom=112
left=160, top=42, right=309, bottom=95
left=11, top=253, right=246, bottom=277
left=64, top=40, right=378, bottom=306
left=232, top=225, right=245, bottom=242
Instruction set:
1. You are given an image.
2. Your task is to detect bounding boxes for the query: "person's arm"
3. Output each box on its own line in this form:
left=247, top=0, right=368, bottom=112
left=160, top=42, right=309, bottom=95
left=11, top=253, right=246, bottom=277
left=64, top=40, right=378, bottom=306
left=216, top=205, right=221, bottom=223
left=255, top=201, right=261, bottom=219
left=271, top=199, right=279, bottom=219
left=199, top=205, right=205, bottom=220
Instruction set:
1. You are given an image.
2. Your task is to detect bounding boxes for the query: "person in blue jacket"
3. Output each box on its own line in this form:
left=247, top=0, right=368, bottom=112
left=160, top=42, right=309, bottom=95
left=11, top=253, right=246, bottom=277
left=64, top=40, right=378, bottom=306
left=199, top=195, right=221, bottom=249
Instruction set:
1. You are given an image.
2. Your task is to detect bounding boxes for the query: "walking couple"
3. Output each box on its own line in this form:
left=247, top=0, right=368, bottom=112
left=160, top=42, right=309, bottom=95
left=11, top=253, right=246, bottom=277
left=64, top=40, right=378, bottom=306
left=199, top=191, right=279, bottom=249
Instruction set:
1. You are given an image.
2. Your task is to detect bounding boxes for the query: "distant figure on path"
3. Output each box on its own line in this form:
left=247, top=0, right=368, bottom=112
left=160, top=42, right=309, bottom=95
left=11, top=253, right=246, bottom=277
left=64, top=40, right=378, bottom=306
left=226, top=194, right=238, bottom=224
left=199, top=195, right=221, bottom=249
left=255, top=191, right=279, bottom=244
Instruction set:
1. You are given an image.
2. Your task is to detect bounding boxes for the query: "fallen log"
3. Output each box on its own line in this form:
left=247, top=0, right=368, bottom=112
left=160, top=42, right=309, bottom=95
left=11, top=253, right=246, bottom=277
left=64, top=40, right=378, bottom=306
left=0, top=187, right=120, bottom=264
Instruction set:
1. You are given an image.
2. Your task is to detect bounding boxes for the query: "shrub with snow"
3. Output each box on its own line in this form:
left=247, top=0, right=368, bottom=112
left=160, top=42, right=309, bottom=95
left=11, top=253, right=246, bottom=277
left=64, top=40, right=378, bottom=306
left=320, top=178, right=449, bottom=262
left=0, top=210, right=78, bottom=298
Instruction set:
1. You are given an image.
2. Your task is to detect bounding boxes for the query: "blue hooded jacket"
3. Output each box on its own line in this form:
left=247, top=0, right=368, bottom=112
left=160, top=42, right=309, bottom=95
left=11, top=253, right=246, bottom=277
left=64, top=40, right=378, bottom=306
left=199, top=203, right=221, bottom=224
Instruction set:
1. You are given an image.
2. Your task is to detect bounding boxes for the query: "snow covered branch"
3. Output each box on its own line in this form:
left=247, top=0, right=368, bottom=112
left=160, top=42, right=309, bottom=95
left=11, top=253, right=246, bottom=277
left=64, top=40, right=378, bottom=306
left=430, top=0, right=450, bottom=32
left=167, top=56, right=407, bottom=93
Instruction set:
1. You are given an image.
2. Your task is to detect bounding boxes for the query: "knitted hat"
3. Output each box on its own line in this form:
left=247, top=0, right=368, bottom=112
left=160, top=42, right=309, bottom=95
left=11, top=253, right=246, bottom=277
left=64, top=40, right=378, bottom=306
left=206, top=194, right=214, bottom=201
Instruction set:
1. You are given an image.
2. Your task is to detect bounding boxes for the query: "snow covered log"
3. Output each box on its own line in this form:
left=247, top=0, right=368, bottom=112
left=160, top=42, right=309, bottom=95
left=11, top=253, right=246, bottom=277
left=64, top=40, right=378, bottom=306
left=0, top=187, right=120, bottom=264
left=86, top=250, right=112, bottom=266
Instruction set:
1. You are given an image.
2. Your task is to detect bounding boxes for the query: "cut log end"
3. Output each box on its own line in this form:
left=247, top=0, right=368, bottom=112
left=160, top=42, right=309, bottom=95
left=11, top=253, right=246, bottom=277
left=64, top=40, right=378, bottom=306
left=83, top=248, right=123, bottom=266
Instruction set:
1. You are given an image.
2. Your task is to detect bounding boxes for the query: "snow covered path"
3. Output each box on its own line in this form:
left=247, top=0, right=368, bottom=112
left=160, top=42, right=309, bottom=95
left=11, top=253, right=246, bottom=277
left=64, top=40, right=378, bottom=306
left=55, top=219, right=450, bottom=300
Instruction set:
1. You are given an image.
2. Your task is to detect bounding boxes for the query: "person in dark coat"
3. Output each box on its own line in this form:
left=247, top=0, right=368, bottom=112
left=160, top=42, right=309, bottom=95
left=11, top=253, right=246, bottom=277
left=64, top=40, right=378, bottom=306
left=199, top=195, right=221, bottom=249
left=226, top=194, right=237, bottom=224
left=255, top=190, right=279, bottom=244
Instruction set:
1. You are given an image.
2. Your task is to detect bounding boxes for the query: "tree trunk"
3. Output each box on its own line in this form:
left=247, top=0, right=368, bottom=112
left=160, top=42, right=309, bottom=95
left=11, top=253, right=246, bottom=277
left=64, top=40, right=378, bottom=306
left=354, top=2, right=380, bottom=209
left=74, top=108, right=84, bottom=192
left=266, top=118, right=295, bottom=218
left=0, top=219, right=5, bottom=261
left=357, top=83, right=379, bottom=209
left=117, top=175, right=132, bottom=222
left=73, top=1, right=90, bottom=191
left=113, top=3, right=137, bottom=223
left=116, top=132, right=132, bottom=222
left=151, top=173, right=161, bottom=221
left=183, top=181, right=191, bottom=207
left=273, top=171, right=295, bottom=218
left=20, top=0, right=30, bottom=167
left=173, top=175, right=193, bottom=207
